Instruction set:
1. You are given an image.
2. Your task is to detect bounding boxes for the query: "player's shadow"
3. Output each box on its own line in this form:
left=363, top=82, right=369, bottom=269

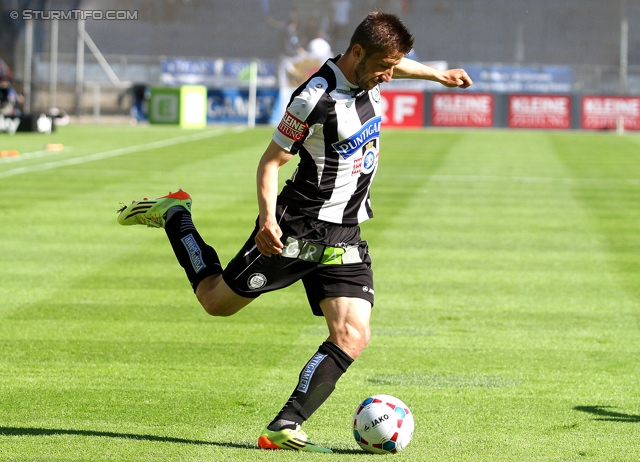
left=574, top=405, right=640, bottom=422
left=0, top=426, right=364, bottom=454
left=0, top=426, right=254, bottom=449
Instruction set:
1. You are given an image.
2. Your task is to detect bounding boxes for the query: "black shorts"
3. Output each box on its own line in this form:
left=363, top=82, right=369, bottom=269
left=222, top=205, right=374, bottom=316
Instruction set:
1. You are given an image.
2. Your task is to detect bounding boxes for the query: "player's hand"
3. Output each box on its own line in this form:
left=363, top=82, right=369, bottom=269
left=439, top=69, right=473, bottom=89
left=255, top=219, right=284, bottom=257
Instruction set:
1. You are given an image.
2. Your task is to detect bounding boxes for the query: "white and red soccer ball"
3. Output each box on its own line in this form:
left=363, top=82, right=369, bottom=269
left=353, top=394, right=414, bottom=454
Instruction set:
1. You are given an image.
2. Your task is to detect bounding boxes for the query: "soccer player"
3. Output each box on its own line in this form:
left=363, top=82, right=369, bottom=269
left=117, top=11, right=471, bottom=453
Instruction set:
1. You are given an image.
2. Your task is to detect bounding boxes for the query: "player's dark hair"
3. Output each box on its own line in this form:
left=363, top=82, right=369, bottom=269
left=348, top=11, right=414, bottom=56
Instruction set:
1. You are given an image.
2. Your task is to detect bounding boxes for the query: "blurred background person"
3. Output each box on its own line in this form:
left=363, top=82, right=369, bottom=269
left=0, top=77, right=23, bottom=116
left=307, top=29, right=333, bottom=63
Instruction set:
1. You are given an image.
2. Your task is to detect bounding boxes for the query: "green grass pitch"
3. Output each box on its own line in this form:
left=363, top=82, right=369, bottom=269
left=0, top=124, right=639, bottom=461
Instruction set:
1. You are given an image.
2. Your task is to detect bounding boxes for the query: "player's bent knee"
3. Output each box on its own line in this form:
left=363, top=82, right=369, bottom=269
left=198, top=297, right=245, bottom=317
left=196, top=289, right=254, bottom=317
left=353, top=329, right=371, bottom=357
left=195, top=275, right=252, bottom=317
left=334, top=326, right=370, bottom=359
left=200, top=299, right=225, bottom=317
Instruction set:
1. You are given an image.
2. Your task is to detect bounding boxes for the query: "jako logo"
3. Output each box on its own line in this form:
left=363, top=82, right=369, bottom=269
left=371, top=414, right=389, bottom=428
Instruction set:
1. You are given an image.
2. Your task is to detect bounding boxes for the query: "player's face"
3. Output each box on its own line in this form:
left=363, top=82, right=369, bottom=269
left=354, top=51, right=404, bottom=90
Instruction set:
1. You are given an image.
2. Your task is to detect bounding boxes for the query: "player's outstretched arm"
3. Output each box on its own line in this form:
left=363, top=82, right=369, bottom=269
left=393, top=57, right=473, bottom=88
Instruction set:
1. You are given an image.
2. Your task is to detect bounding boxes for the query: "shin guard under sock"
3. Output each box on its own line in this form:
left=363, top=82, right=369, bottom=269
left=164, top=209, right=223, bottom=291
left=269, top=342, right=354, bottom=429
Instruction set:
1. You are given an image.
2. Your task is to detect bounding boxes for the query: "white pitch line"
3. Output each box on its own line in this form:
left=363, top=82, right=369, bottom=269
left=0, top=127, right=245, bottom=179
left=386, top=174, right=640, bottom=186
left=0, top=147, right=76, bottom=163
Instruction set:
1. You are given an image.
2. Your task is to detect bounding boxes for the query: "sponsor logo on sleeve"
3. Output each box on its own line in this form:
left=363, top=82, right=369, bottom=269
left=277, top=110, right=308, bottom=141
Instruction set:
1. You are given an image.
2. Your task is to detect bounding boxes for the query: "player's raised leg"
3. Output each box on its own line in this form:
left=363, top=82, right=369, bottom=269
left=117, top=190, right=253, bottom=316
left=117, top=189, right=193, bottom=228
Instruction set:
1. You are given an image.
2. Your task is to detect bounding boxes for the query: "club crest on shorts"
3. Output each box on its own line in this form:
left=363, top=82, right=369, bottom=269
left=247, top=273, right=267, bottom=290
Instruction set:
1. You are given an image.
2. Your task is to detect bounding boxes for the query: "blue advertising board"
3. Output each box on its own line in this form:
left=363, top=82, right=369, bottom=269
left=132, top=87, right=280, bottom=124
left=161, top=59, right=277, bottom=86
left=462, top=65, right=573, bottom=93
left=222, top=60, right=278, bottom=80
left=206, top=88, right=279, bottom=124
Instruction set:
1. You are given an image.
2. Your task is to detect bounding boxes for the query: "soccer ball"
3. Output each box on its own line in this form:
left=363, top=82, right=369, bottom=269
left=353, top=394, right=414, bottom=454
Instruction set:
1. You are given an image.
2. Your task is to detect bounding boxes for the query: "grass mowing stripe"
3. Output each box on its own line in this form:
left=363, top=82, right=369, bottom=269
left=1, top=127, right=639, bottom=461
left=1, top=126, right=337, bottom=456
left=365, top=131, right=639, bottom=460
left=550, top=132, right=640, bottom=303
left=0, top=127, right=270, bottom=318
left=0, top=127, right=244, bottom=179
left=386, top=173, right=640, bottom=186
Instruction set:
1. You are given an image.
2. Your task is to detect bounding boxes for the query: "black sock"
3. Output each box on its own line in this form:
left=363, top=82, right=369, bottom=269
left=268, top=342, right=354, bottom=430
left=164, top=209, right=223, bottom=292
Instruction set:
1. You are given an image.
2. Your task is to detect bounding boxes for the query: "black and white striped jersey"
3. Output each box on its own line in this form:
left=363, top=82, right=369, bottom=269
left=272, top=56, right=382, bottom=225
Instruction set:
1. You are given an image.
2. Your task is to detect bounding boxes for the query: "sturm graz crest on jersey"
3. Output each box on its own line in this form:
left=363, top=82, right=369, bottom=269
left=332, top=116, right=382, bottom=160
left=361, top=140, right=378, bottom=174
left=352, top=139, right=378, bottom=175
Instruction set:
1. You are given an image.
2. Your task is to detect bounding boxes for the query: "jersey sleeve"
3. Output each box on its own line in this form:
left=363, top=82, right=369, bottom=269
left=272, top=76, right=328, bottom=154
